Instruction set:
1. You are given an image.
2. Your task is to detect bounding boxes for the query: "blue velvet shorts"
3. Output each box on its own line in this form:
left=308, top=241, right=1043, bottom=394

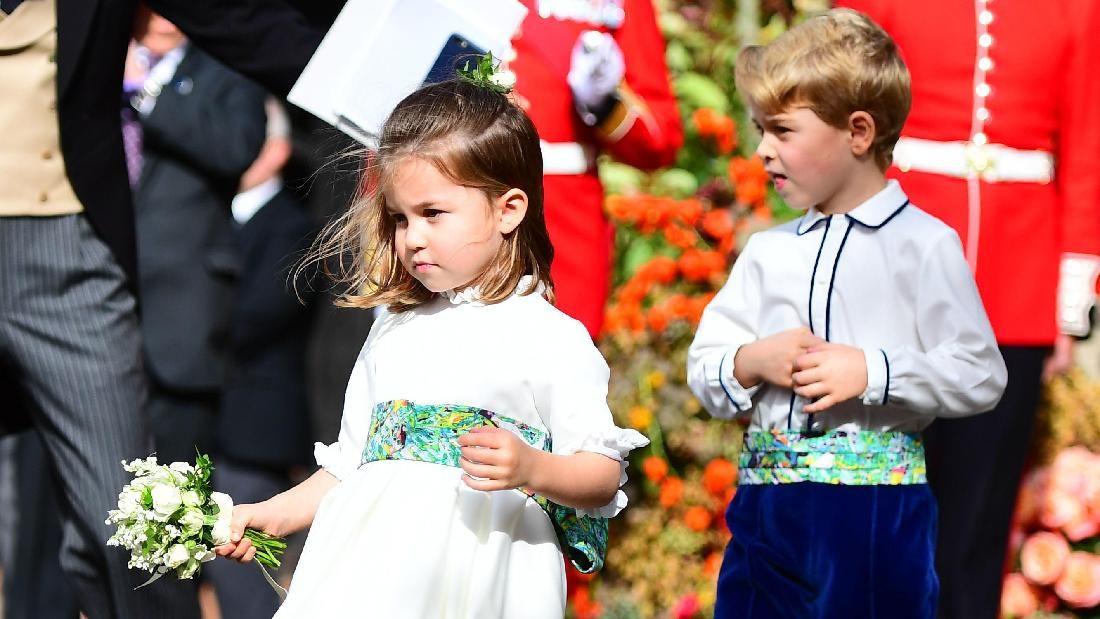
left=715, top=482, right=938, bottom=619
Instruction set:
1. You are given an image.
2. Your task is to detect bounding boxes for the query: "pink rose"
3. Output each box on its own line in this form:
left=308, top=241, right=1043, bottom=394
left=672, top=593, right=700, bottom=619
left=1050, top=447, right=1094, bottom=495
left=1020, top=531, right=1070, bottom=585
left=1015, top=468, right=1048, bottom=528
left=1041, top=488, right=1086, bottom=530
left=1001, top=573, right=1039, bottom=618
left=1064, top=512, right=1100, bottom=542
left=1054, top=551, right=1100, bottom=608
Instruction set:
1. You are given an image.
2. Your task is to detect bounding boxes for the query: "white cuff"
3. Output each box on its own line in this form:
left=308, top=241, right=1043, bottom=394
left=861, top=348, right=890, bottom=406
left=562, top=428, right=649, bottom=519
left=1058, top=253, right=1100, bottom=337
left=313, top=442, right=354, bottom=481
left=709, top=347, right=761, bottom=417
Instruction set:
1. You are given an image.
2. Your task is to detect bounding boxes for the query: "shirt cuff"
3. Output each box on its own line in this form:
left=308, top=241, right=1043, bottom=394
left=711, top=346, right=761, bottom=414
left=861, top=348, right=890, bottom=406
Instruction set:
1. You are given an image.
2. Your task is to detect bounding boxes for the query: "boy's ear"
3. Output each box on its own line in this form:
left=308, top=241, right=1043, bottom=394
left=496, top=188, right=528, bottom=235
left=848, top=111, right=876, bottom=159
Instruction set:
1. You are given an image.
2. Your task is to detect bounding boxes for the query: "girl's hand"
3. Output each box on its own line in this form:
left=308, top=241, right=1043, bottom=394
left=214, top=500, right=283, bottom=564
left=792, top=342, right=868, bottom=413
left=457, top=427, right=541, bottom=492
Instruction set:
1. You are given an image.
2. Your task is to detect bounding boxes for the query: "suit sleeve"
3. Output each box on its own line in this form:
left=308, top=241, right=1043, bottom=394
left=596, top=0, right=683, bottom=170
left=141, top=60, right=267, bottom=181
left=147, top=0, right=322, bottom=97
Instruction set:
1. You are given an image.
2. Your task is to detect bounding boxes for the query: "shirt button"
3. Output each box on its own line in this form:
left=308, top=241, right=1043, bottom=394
left=41, top=149, right=52, bottom=160
left=38, top=191, right=48, bottom=203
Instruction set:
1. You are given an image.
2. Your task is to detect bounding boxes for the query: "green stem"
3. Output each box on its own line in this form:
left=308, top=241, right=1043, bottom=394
left=243, top=528, right=287, bottom=570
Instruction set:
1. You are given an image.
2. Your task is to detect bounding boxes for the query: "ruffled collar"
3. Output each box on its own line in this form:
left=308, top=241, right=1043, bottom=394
left=441, top=275, right=544, bottom=306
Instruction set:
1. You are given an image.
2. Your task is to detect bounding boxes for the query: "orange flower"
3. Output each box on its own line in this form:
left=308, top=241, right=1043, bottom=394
left=1020, top=531, right=1070, bottom=586
left=628, top=406, right=653, bottom=430
left=703, top=551, right=724, bottom=577
left=735, top=178, right=767, bottom=206
left=666, top=294, right=692, bottom=320
left=703, top=458, right=738, bottom=496
left=1054, top=551, right=1100, bottom=609
left=642, top=256, right=678, bottom=285
left=569, top=586, right=603, bottom=619
left=693, top=108, right=720, bottom=135
left=684, top=505, right=713, bottom=532
left=647, top=306, right=671, bottom=333
left=619, top=278, right=650, bottom=305
left=677, top=199, right=704, bottom=227
left=663, top=224, right=698, bottom=249
left=678, top=250, right=708, bottom=282
left=1001, top=573, right=1040, bottom=618
left=701, top=209, right=735, bottom=241
left=694, top=109, right=737, bottom=154
left=643, top=456, right=669, bottom=484
left=659, top=476, right=684, bottom=508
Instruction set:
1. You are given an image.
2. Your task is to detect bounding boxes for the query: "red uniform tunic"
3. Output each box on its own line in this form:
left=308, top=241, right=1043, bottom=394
left=838, top=0, right=1100, bottom=345
left=511, top=0, right=683, bottom=337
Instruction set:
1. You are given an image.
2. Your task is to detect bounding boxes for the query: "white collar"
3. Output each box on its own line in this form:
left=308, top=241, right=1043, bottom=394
left=441, top=275, right=544, bottom=306
left=797, top=180, right=910, bottom=235
left=231, top=177, right=282, bottom=225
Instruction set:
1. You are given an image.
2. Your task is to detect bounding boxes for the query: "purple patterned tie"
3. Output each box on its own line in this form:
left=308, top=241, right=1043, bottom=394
left=121, top=88, right=143, bottom=187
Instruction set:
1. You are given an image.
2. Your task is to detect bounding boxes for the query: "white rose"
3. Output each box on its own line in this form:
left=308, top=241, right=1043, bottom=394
left=178, top=559, right=201, bottom=579
left=197, top=546, right=217, bottom=563
left=178, top=508, right=204, bottom=535
left=211, top=520, right=232, bottom=546
left=164, top=544, right=190, bottom=569
left=169, top=461, right=193, bottom=475
left=151, top=483, right=182, bottom=518
left=181, top=490, right=202, bottom=507
left=117, top=489, right=142, bottom=514
left=210, top=492, right=233, bottom=519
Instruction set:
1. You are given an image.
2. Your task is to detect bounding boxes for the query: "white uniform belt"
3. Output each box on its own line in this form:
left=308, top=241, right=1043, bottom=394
left=540, top=140, right=596, bottom=175
left=893, top=136, right=1054, bottom=184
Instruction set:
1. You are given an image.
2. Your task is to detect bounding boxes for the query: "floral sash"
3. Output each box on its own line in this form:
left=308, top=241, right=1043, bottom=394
left=738, top=429, right=927, bottom=485
left=361, top=399, right=609, bottom=573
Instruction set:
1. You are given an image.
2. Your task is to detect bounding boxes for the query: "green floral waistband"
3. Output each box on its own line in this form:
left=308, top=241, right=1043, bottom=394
left=738, top=430, right=927, bottom=486
left=361, top=399, right=608, bottom=573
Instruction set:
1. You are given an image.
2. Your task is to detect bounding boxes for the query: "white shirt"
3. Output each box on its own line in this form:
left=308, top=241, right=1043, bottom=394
left=687, top=181, right=1007, bottom=433
left=231, top=176, right=282, bottom=224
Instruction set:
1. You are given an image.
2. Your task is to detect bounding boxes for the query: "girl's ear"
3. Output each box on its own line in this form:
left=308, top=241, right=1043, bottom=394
left=496, top=188, right=528, bottom=235
left=847, top=111, right=876, bottom=158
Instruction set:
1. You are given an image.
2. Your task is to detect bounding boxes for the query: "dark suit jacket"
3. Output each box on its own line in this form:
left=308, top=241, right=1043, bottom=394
left=55, top=0, right=321, bottom=290
left=216, top=189, right=318, bottom=468
left=134, top=45, right=266, bottom=391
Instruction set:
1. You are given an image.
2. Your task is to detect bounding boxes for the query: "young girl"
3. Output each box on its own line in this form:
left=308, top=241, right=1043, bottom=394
left=214, top=78, right=647, bottom=617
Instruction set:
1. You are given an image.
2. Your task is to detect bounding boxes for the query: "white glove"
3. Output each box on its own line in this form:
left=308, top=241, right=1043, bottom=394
left=567, top=30, right=625, bottom=122
left=1058, top=253, right=1100, bottom=337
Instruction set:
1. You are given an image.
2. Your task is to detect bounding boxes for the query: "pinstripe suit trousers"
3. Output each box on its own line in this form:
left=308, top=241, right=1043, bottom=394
left=0, top=214, right=200, bottom=619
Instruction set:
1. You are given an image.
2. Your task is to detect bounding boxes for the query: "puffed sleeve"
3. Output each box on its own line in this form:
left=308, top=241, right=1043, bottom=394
left=532, top=318, right=648, bottom=518
left=686, top=236, right=764, bottom=419
left=876, top=231, right=1007, bottom=416
left=313, top=321, right=381, bottom=480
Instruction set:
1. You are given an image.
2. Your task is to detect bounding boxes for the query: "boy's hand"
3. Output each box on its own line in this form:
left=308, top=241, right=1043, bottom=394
left=734, top=327, right=824, bottom=389
left=792, top=343, right=868, bottom=413
left=214, top=500, right=283, bottom=564
left=458, top=427, right=541, bottom=492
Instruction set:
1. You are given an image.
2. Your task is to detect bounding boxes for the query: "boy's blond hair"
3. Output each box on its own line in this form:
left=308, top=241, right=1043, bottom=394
left=735, top=9, right=910, bottom=170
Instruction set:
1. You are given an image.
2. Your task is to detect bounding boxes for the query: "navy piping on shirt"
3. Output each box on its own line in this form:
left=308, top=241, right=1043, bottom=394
left=880, top=349, right=891, bottom=405
left=846, top=200, right=911, bottom=229
left=824, top=219, right=855, bottom=342
left=718, top=350, right=747, bottom=412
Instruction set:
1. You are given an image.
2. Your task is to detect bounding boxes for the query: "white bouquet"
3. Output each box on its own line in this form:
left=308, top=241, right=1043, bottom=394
left=106, top=453, right=286, bottom=587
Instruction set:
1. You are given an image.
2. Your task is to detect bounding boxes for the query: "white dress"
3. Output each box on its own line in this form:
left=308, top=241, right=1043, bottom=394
left=274, top=278, right=647, bottom=618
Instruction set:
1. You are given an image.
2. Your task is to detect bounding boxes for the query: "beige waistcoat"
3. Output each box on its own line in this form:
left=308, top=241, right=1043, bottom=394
left=0, top=0, right=82, bottom=216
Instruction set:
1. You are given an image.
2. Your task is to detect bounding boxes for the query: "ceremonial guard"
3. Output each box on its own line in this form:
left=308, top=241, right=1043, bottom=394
left=509, top=0, right=683, bottom=337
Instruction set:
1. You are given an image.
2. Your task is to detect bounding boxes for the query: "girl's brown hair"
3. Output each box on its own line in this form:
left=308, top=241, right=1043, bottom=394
left=304, top=79, right=555, bottom=312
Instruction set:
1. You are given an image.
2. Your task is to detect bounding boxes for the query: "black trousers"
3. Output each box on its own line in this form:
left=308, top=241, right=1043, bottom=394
left=924, top=346, right=1048, bottom=619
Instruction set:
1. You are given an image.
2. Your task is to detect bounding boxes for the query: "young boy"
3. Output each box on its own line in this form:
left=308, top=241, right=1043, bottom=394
left=686, top=10, right=1008, bottom=618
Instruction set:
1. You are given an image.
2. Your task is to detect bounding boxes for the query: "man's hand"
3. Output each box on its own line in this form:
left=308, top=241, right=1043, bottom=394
left=792, top=343, right=868, bottom=414
left=457, top=427, right=542, bottom=492
left=1042, top=334, right=1075, bottom=383
left=734, top=327, right=824, bottom=389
